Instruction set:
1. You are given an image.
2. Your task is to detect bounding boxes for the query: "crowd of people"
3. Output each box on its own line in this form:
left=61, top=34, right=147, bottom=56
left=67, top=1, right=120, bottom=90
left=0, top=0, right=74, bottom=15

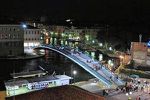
left=101, top=78, right=150, bottom=100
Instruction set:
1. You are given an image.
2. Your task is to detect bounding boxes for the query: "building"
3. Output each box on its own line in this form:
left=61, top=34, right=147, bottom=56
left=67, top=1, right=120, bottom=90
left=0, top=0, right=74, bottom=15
left=24, top=25, right=42, bottom=48
left=0, top=25, right=24, bottom=57
left=5, top=75, right=72, bottom=97
left=130, top=42, right=147, bottom=65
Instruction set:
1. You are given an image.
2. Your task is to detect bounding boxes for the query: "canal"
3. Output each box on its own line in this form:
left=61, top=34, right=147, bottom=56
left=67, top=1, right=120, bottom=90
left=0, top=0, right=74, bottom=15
left=0, top=49, right=94, bottom=83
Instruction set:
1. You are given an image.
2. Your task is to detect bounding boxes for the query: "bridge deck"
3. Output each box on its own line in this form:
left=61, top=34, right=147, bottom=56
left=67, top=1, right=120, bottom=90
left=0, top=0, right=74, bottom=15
left=35, top=45, right=124, bottom=87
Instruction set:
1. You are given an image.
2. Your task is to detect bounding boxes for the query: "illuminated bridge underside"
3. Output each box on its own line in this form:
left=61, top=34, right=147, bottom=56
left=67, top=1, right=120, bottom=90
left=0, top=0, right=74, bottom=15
left=35, top=45, right=124, bottom=87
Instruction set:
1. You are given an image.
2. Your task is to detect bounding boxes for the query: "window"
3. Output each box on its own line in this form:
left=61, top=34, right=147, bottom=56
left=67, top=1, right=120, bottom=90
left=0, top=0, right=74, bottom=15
left=9, top=50, right=12, bottom=55
left=5, top=35, right=8, bottom=39
left=5, top=42, right=8, bottom=46
left=13, top=35, right=16, bottom=39
left=2, top=34, right=4, bottom=39
left=18, top=34, right=20, bottom=38
left=8, top=34, right=11, bottom=39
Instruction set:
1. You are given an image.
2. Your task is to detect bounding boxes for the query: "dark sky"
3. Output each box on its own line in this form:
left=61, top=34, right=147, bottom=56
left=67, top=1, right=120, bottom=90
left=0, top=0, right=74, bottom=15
left=1, top=0, right=150, bottom=25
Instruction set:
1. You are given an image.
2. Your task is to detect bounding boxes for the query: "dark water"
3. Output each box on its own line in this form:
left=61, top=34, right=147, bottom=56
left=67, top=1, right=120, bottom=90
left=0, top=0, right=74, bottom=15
left=0, top=49, right=94, bottom=82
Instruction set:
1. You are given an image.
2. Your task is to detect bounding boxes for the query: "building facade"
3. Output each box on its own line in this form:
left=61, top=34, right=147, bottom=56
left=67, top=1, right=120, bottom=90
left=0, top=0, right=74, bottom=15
left=0, top=25, right=24, bottom=57
left=24, top=25, right=42, bottom=47
left=130, top=42, right=148, bottom=65
left=5, top=75, right=72, bottom=97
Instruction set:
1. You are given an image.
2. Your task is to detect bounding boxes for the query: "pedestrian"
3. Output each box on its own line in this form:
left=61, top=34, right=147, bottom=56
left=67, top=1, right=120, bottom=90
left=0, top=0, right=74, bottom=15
left=102, top=90, right=106, bottom=96
left=136, top=95, right=141, bottom=100
left=141, top=86, right=144, bottom=92
left=116, top=75, right=118, bottom=79
left=109, top=76, right=112, bottom=81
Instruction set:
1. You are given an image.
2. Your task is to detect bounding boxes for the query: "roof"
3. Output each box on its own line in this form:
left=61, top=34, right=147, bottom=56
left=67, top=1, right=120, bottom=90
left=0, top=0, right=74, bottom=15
left=55, top=75, right=72, bottom=80
left=6, top=85, right=105, bottom=100
left=5, top=80, right=29, bottom=87
left=0, top=24, right=21, bottom=27
left=5, top=75, right=72, bottom=88
left=27, top=75, right=58, bottom=83
left=11, top=70, right=46, bottom=78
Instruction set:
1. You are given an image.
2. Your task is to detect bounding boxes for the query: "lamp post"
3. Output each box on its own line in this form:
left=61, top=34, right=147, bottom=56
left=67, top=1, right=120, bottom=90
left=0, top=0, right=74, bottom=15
left=73, top=70, right=77, bottom=84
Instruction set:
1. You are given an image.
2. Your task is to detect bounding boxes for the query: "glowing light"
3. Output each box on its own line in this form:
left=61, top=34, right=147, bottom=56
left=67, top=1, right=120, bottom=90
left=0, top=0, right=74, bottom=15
left=61, top=33, right=65, bottom=37
left=92, top=40, right=95, bottom=43
left=109, top=47, right=112, bottom=51
left=73, top=70, right=77, bottom=75
left=85, top=35, right=89, bottom=41
left=129, top=92, right=132, bottom=95
left=46, top=39, right=49, bottom=44
left=99, top=43, right=103, bottom=47
left=91, top=83, right=97, bottom=85
left=45, top=33, right=48, bottom=36
left=55, top=33, right=58, bottom=35
left=22, top=24, right=27, bottom=28
left=119, top=55, right=124, bottom=59
left=126, top=93, right=129, bottom=96
left=50, top=32, right=54, bottom=35
left=66, top=19, right=71, bottom=22
left=91, top=52, right=95, bottom=59
left=99, top=54, right=103, bottom=61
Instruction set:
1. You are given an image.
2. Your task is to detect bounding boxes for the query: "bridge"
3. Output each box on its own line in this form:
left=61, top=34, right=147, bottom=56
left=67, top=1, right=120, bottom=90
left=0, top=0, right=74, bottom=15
left=35, top=45, right=124, bottom=87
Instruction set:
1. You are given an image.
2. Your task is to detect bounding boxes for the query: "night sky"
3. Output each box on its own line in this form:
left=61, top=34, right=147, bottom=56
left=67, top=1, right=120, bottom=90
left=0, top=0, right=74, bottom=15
left=1, top=0, right=150, bottom=25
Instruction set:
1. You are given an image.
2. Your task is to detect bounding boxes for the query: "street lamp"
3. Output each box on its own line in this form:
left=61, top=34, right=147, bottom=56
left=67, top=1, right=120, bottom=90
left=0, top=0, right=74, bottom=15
left=22, top=24, right=27, bottom=28
left=73, top=70, right=77, bottom=84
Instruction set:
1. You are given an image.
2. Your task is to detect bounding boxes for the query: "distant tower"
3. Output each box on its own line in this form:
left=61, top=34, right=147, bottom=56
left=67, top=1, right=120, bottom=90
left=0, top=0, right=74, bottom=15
left=139, top=34, right=142, bottom=42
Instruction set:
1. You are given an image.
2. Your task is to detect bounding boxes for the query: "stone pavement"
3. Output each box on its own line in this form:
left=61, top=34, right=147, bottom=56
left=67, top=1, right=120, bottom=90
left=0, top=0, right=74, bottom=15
left=106, top=91, right=150, bottom=100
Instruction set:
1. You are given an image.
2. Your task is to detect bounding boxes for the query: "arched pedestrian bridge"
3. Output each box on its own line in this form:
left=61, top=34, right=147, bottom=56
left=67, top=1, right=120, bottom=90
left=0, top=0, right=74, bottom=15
left=35, top=45, right=124, bottom=88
